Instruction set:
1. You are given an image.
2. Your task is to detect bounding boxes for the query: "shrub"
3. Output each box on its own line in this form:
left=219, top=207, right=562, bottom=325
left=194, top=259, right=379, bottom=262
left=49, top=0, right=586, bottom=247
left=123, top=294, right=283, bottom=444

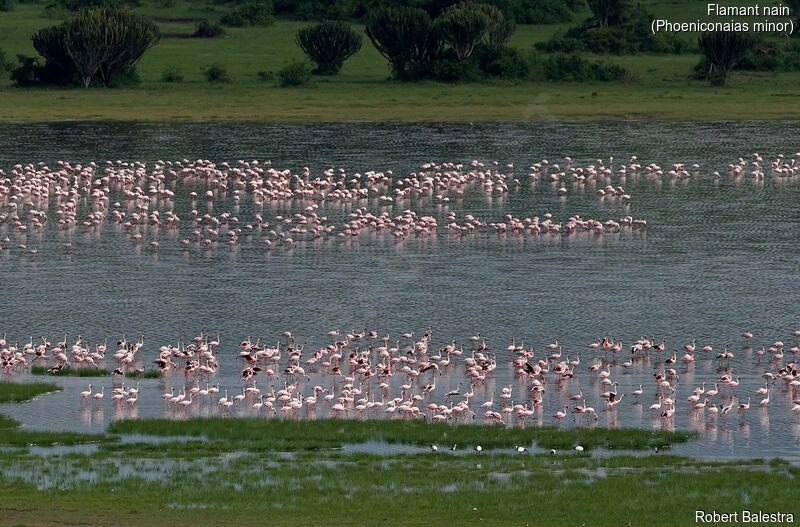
left=10, top=55, right=40, bottom=86
left=530, top=52, right=627, bottom=82
left=221, top=0, right=274, bottom=26
left=487, top=16, right=515, bottom=45
left=430, top=42, right=531, bottom=82
left=10, top=54, right=71, bottom=86
left=697, top=31, right=754, bottom=85
left=365, top=6, right=442, bottom=80
left=194, top=19, right=225, bottom=38
left=536, top=7, right=689, bottom=55
left=738, top=44, right=781, bottom=71
left=296, top=20, right=362, bottom=75
left=277, top=59, right=312, bottom=86
left=430, top=48, right=481, bottom=82
left=472, top=42, right=530, bottom=79
left=782, top=48, right=800, bottom=69
left=486, top=0, right=574, bottom=24
left=692, top=39, right=800, bottom=79
left=161, top=66, right=183, bottom=82
left=62, top=9, right=116, bottom=88
left=295, top=0, right=359, bottom=20
left=788, top=0, right=800, bottom=25
left=204, top=63, right=230, bottom=82
left=0, top=0, right=13, bottom=11
left=437, top=5, right=490, bottom=62
left=31, top=7, right=160, bottom=88
left=47, top=0, right=141, bottom=12
left=0, top=50, right=11, bottom=73
left=586, top=0, right=627, bottom=27
left=271, top=0, right=579, bottom=25
left=31, top=24, right=74, bottom=82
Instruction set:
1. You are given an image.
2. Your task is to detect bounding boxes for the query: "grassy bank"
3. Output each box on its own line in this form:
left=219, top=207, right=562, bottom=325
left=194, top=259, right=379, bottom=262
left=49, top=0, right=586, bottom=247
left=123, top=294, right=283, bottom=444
left=1, top=1, right=799, bottom=121
left=29, top=365, right=111, bottom=377
left=0, top=414, right=106, bottom=446
left=0, top=381, right=60, bottom=402
left=107, top=417, right=695, bottom=451
left=0, top=385, right=793, bottom=527
left=0, top=445, right=795, bottom=526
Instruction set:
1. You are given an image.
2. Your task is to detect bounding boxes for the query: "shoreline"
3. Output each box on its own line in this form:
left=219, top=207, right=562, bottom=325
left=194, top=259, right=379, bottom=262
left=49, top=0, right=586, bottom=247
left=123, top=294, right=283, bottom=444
left=2, top=81, right=800, bottom=122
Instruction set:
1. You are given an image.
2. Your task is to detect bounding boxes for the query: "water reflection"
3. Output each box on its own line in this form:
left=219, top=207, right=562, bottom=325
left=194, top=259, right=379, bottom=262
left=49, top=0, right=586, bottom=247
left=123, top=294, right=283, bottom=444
left=2, top=120, right=800, bottom=464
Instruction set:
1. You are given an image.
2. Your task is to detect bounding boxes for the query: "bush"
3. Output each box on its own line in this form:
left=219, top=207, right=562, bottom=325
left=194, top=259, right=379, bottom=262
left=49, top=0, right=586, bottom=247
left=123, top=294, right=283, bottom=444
left=269, top=0, right=578, bottom=25
left=10, top=54, right=70, bottom=86
left=437, top=5, right=490, bottom=62
left=194, top=19, right=225, bottom=38
left=296, top=20, right=362, bottom=75
left=473, top=42, right=530, bottom=79
left=274, top=0, right=376, bottom=20
left=365, top=6, right=442, bottom=80
left=735, top=40, right=795, bottom=71
left=430, top=48, right=481, bottom=82
left=537, top=7, right=689, bottom=55
left=0, top=0, right=13, bottom=11
left=692, top=38, right=800, bottom=80
left=31, top=24, right=74, bottom=83
left=221, top=0, right=274, bottom=26
left=0, top=50, right=12, bottom=73
left=31, top=7, right=160, bottom=88
left=487, top=16, right=515, bottom=45
left=586, top=0, right=627, bottom=27
left=486, top=0, right=574, bottom=24
left=277, top=59, right=312, bottom=86
left=295, top=0, right=359, bottom=20
left=10, top=56, right=40, bottom=86
left=204, top=64, right=230, bottom=82
left=46, top=0, right=141, bottom=12
left=105, top=65, right=140, bottom=87
left=430, top=43, right=530, bottom=82
left=697, top=31, right=754, bottom=85
left=788, top=0, right=800, bottom=25
left=161, top=66, right=183, bottom=82
left=530, top=52, right=628, bottom=82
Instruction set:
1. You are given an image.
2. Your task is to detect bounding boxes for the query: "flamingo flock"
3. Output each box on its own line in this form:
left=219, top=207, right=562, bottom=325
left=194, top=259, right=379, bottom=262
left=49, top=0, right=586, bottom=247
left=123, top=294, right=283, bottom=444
left=4, top=152, right=798, bottom=257
left=4, top=153, right=797, bottom=259
left=4, top=151, right=800, bottom=447
left=2, top=327, right=800, bottom=430
left=0, top=154, right=712, bottom=258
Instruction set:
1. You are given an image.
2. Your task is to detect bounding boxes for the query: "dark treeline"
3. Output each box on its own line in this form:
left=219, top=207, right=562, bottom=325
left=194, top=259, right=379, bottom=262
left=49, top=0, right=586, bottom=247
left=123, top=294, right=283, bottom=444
left=39, top=0, right=585, bottom=23
left=271, top=0, right=583, bottom=23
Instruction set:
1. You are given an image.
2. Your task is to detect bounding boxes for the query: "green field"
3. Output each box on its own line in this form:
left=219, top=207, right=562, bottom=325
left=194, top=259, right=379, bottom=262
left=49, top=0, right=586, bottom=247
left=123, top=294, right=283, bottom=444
left=0, top=382, right=795, bottom=526
left=0, top=415, right=795, bottom=527
left=1, top=0, right=799, bottom=121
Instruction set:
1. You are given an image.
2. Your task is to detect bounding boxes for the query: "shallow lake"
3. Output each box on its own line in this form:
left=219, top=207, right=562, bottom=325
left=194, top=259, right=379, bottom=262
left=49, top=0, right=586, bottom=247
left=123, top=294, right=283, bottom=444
left=1, top=120, right=799, bottom=463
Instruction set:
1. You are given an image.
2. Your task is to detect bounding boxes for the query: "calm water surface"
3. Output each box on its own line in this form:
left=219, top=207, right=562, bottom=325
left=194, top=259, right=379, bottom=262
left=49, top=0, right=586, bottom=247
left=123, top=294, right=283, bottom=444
left=1, top=120, right=799, bottom=462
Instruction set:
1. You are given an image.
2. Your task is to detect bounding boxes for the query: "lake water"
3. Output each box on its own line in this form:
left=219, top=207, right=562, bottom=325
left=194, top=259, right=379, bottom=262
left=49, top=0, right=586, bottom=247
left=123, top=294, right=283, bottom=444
left=1, top=120, right=799, bottom=463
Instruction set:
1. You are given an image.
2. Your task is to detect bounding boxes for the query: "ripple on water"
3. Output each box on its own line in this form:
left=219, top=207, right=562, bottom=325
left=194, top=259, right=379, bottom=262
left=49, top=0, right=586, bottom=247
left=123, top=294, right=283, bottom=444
left=1, top=120, right=800, bottom=464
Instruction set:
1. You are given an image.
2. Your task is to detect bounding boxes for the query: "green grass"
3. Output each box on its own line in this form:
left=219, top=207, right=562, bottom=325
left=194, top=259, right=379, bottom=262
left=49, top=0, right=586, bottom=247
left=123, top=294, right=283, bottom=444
left=1, top=0, right=799, bottom=121
left=107, top=417, right=695, bottom=451
left=0, top=447, right=795, bottom=526
left=0, top=381, right=61, bottom=402
left=0, top=414, right=106, bottom=446
left=0, top=390, right=788, bottom=527
left=30, top=365, right=110, bottom=377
